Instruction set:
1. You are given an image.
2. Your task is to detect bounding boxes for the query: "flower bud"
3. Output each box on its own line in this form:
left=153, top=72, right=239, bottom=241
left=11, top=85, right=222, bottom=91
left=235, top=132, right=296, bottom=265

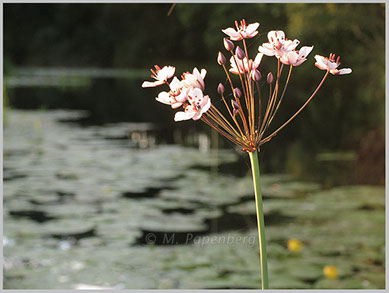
left=223, top=38, right=234, bottom=51
left=231, top=100, right=240, bottom=116
left=231, top=99, right=240, bottom=109
left=267, top=72, right=274, bottom=84
left=233, top=87, right=242, bottom=99
left=217, top=83, right=225, bottom=94
left=217, top=52, right=226, bottom=65
left=251, top=69, right=262, bottom=81
left=235, top=46, right=245, bottom=60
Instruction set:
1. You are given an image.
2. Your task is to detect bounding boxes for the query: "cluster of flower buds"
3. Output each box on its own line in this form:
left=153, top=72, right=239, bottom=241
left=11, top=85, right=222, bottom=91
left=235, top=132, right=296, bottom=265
left=218, top=40, right=264, bottom=78
left=142, top=66, right=211, bottom=121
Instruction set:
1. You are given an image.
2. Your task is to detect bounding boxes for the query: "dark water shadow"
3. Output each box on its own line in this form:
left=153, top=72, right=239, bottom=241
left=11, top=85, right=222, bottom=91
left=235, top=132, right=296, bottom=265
left=134, top=206, right=294, bottom=246
left=49, top=227, right=97, bottom=241
left=122, top=186, right=176, bottom=200
left=9, top=210, right=57, bottom=223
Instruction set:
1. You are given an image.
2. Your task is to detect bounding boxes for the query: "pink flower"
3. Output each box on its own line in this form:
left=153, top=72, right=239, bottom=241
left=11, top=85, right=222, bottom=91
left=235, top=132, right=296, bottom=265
left=156, top=91, right=182, bottom=109
left=279, top=46, right=313, bottom=66
left=229, top=53, right=263, bottom=75
left=155, top=77, right=189, bottom=109
left=169, top=77, right=189, bottom=102
left=142, top=65, right=175, bottom=88
left=222, top=19, right=260, bottom=41
left=174, top=88, right=211, bottom=121
left=314, top=54, right=352, bottom=75
left=181, top=68, right=207, bottom=91
left=258, top=30, right=300, bottom=58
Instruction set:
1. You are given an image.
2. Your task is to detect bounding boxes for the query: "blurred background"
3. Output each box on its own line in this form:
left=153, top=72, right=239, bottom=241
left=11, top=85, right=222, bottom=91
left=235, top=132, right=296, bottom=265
left=3, top=3, right=385, bottom=289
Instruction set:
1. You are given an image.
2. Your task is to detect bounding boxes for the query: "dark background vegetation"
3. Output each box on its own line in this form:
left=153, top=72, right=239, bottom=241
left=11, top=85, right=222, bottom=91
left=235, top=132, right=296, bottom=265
left=3, top=3, right=385, bottom=184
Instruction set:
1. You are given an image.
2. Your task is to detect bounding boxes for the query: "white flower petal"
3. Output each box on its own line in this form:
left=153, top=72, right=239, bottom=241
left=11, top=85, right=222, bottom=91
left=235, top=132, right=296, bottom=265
left=222, top=28, right=241, bottom=40
left=267, top=31, right=277, bottom=44
left=200, top=69, right=207, bottom=80
left=338, top=68, right=352, bottom=75
left=294, top=58, right=307, bottom=66
left=159, top=66, right=175, bottom=80
left=276, top=30, right=285, bottom=41
left=327, top=60, right=338, bottom=71
left=192, top=111, right=203, bottom=121
left=289, top=52, right=298, bottom=65
left=284, top=39, right=300, bottom=51
left=280, top=51, right=297, bottom=65
left=182, top=74, right=195, bottom=88
left=174, top=111, right=196, bottom=122
left=314, top=55, right=328, bottom=70
left=188, top=88, right=203, bottom=103
left=193, top=67, right=201, bottom=78
left=155, top=91, right=173, bottom=105
left=200, top=96, right=211, bottom=114
left=245, top=23, right=259, bottom=38
left=246, top=22, right=259, bottom=34
left=171, top=102, right=183, bottom=109
left=315, top=62, right=328, bottom=71
left=142, top=80, right=164, bottom=88
left=258, top=44, right=276, bottom=56
left=229, top=56, right=241, bottom=75
left=254, top=53, right=264, bottom=68
left=169, top=77, right=182, bottom=91
left=279, top=56, right=289, bottom=65
left=222, top=27, right=237, bottom=35
left=175, top=89, right=189, bottom=103
left=182, top=68, right=205, bottom=90
left=299, top=46, right=314, bottom=59
left=267, top=30, right=285, bottom=44
left=229, top=68, right=240, bottom=75
left=331, top=68, right=352, bottom=75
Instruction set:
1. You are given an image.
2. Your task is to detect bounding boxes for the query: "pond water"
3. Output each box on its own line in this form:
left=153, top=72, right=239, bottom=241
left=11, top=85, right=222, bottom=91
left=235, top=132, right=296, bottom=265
left=3, top=109, right=385, bottom=289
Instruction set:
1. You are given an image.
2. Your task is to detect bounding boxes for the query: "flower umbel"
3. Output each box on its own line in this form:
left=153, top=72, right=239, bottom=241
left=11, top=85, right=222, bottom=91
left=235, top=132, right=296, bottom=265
left=143, top=19, right=351, bottom=151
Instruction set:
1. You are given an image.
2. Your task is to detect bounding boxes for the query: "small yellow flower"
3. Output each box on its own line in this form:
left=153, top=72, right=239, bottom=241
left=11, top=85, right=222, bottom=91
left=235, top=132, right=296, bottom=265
left=287, top=238, right=303, bottom=252
left=323, top=265, right=338, bottom=279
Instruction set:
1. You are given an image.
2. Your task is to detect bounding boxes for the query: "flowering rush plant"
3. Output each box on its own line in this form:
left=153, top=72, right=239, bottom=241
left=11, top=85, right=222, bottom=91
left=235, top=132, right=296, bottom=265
left=142, top=19, right=351, bottom=289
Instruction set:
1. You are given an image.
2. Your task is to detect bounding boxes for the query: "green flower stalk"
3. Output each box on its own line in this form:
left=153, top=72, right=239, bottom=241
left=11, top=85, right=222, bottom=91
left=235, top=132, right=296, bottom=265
left=142, top=18, right=351, bottom=289
left=249, top=150, right=268, bottom=289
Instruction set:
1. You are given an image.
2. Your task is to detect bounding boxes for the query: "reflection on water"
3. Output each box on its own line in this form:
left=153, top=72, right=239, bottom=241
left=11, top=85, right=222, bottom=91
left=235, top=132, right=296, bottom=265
left=5, top=67, right=188, bottom=129
left=5, top=67, right=149, bottom=88
left=3, top=109, right=385, bottom=289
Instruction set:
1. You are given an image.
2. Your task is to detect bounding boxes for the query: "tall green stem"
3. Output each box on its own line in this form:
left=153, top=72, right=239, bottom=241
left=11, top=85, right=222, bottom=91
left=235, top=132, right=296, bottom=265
left=248, top=150, right=269, bottom=289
